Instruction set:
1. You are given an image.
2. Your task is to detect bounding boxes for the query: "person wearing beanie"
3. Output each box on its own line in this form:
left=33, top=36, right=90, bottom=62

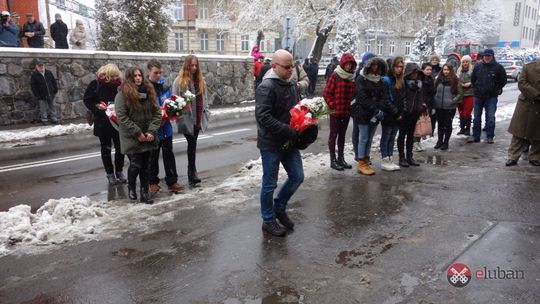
left=352, top=51, right=376, bottom=160
left=469, top=48, right=507, bottom=144
left=50, top=13, right=68, bottom=49
left=429, top=54, right=442, bottom=78
left=455, top=55, right=474, bottom=135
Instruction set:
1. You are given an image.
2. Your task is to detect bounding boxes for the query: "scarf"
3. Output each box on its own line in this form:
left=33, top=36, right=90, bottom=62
left=138, top=84, right=148, bottom=100
left=334, top=65, right=354, bottom=81
left=360, top=69, right=381, bottom=83
left=97, top=76, right=121, bottom=88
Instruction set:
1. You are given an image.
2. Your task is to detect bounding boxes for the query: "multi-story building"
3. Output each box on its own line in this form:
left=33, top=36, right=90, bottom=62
left=498, top=0, right=540, bottom=48
left=167, top=0, right=280, bottom=56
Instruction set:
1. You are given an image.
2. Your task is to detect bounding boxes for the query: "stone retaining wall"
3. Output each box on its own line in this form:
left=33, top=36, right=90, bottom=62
left=0, top=49, right=254, bottom=126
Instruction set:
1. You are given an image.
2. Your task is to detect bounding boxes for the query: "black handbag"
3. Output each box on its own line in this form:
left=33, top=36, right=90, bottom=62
left=85, top=110, right=94, bottom=126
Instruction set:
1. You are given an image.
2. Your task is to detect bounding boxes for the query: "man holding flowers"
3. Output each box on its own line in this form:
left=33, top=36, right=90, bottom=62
left=255, top=49, right=305, bottom=237
left=146, top=59, right=184, bottom=194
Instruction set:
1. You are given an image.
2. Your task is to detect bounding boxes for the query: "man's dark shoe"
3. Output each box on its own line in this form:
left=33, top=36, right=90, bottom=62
left=407, top=158, right=420, bottom=166
left=434, top=141, right=442, bottom=149
left=440, top=142, right=449, bottom=150
left=262, top=220, right=287, bottom=237
left=505, top=159, right=518, bottom=166
left=276, top=212, right=295, bottom=230
left=467, top=137, right=480, bottom=143
left=486, top=138, right=494, bottom=144
left=399, top=158, right=409, bottom=167
left=529, top=160, right=540, bottom=166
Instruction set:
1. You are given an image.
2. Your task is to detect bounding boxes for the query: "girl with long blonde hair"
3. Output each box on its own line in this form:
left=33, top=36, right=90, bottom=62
left=173, top=55, right=209, bottom=186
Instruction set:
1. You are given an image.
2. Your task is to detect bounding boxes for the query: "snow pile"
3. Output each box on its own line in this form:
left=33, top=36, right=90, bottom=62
left=211, top=105, right=255, bottom=116
left=0, top=123, right=92, bottom=143
left=0, top=197, right=107, bottom=256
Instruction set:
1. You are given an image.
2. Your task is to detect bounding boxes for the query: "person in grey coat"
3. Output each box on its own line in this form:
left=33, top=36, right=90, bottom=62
left=433, top=63, right=459, bottom=150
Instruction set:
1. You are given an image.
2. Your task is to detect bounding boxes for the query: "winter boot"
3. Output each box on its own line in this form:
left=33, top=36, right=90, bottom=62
left=106, top=173, right=118, bottom=186
left=464, top=118, right=471, bottom=136
left=330, top=155, right=344, bottom=171
left=187, top=147, right=202, bottom=186
left=457, top=118, right=465, bottom=135
left=140, top=187, right=154, bottom=204
left=407, top=155, right=420, bottom=166
left=128, top=183, right=137, bottom=201
left=357, top=158, right=376, bottom=175
left=399, top=158, right=410, bottom=167
left=116, top=171, right=127, bottom=184
left=434, top=131, right=444, bottom=149
left=337, top=152, right=352, bottom=169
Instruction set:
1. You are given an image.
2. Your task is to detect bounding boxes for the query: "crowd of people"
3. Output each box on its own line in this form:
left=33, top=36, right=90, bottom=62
left=1, top=11, right=86, bottom=49
left=253, top=47, right=540, bottom=236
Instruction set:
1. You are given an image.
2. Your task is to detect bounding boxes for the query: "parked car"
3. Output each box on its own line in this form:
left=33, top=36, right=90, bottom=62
left=499, top=60, right=523, bottom=81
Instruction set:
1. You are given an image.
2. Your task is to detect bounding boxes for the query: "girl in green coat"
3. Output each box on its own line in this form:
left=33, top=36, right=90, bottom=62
left=115, top=67, right=161, bottom=204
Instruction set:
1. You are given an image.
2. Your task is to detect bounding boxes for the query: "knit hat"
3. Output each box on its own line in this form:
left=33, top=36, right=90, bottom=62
left=461, top=55, right=472, bottom=63
left=483, top=49, right=495, bottom=57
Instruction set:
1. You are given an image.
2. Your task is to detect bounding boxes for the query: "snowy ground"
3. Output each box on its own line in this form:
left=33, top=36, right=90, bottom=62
left=0, top=100, right=517, bottom=257
left=0, top=102, right=255, bottom=144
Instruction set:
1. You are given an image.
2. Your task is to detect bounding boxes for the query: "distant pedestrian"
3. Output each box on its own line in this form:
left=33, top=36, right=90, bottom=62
left=50, top=13, right=68, bottom=49
left=381, top=56, right=406, bottom=171
left=455, top=55, right=474, bottom=136
left=398, top=63, right=427, bottom=167
left=115, top=67, right=161, bottom=204
left=429, top=54, right=442, bottom=78
left=30, top=59, right=59, bottom=125
left=1, top=11, right=19, bottom=47
left=69, top=19, right=86, bottom=50
left=505, top=59, right=540, bottom=167
left=433, top=63, right=459, bottom=150
left=468, top=49, right=507, bottom=144
left=254, top=56, right=265, bottom=89
left=173, top=55, right=209, bottom=187
left=146, top=59, right=184, bottom=194
left=22, top=13, right=45, bottom=48
left=306, top=58, right=319, bottom=97
left=9, top=12, right=22, bottom=47
left=255, top=49, right=305, bottom=237
left=302, top=58, right=309, bottom=74
left=83, top=64, right=125, bottom=186
left=251, top=45, right=263, bottom=61
left=290, top=60, right=309, bottom=100
left=325, top=56, right=339, bottom=82
left=256, top=57, right=272, bottom=89
left=323, top=52, right=357, bottom=171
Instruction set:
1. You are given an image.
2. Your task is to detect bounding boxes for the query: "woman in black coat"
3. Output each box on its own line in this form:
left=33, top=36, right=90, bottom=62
left=83, top=64, right=125, bottom=185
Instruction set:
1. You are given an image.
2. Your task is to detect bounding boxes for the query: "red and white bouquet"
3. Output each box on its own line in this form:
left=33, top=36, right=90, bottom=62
left=284, top=97, right=329, bottom=148
left=99, top=101, right=119, bottom=130
left=161, top=90, right=196, bottom=122
left=289, top=97, right=329, bottom=132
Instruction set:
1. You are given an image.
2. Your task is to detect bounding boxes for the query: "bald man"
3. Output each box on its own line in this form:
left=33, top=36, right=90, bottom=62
left=255, top=49, right=304, bottom=237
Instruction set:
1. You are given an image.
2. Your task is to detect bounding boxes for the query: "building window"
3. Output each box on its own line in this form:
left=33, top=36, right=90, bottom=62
left=259, top=39, right=266, bottom=52
left=365, top=40, right=371, bottom=52
left=405, top=41, right=411, bottom=55
left=389, top=41, right=395, bottom=55
left=531, top=29, right=534, bottom=41
left=377, top=40, right=383, bottom=55
left=175, top=33, right=184, bottom=51
left=200, top=32, right=208, bottom=51
left=216, top=33, right=225, bottom=52
left=241, top=35, right=249, bottom=51
left=56, top=0, right=65, bottom=6
left=174, top=1, right=184, bottom=20
left=198, top=0, right=208, bottom=19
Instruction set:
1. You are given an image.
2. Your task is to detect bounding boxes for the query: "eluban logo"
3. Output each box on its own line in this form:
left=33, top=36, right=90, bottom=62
left=447, top=263, right=472, bottom=287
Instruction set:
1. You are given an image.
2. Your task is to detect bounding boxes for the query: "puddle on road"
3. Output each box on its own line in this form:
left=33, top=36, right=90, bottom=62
left=222, top=286, right=302, bottom=304
left=336, top=233, right=395, bottom=269
left=421, top=155, right=448, bottom=166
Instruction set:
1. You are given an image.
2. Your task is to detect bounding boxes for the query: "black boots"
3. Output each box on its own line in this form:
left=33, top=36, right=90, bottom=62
left=457, top=118, right=465, bottom=135
left=407, top=157, right=420, bottom=166
left=140, top=187, right=154, bottom=204
left=330, top=156, right=344, bottom=171
left=107, top=173, right=117, bottom=185
left=128, top=183, right=137, bottom=200
left=399, top=157, right=409, bottom=167
left=187, top=146, right=201, bottom=186
left=337, top=152, right=352, bottom=169
left=464, top=118, right=471, bottom=136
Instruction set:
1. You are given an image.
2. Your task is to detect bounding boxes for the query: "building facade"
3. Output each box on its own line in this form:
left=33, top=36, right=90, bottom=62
left=167, top=0, right=280, bottom=56
left=498, top=0, right=540, bottom=48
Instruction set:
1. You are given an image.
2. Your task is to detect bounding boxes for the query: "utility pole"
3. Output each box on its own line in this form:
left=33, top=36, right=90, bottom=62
left=45, top=0, right=52, bottom=48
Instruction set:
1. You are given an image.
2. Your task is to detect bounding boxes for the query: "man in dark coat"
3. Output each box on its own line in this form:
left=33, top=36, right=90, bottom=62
left=505, top=59, right=540, bottom=167
left=22, top=13, right=45, bottom=48
left=256, top=58, right=271, bottom=89
left=469, top=48, right=507, bottom=143
left=30, top=59, right=59, bottom=124
left=306, top=57, right=319, bottom=97
left=255, top=49, right=303, bottom=237
left=50, top=13, right=68, bottom=49
left=325, top=56, right=339, bottom=82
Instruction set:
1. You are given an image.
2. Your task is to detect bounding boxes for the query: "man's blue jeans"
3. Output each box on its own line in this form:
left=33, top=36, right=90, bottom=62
left=260, top=149, right=304, bottom=222
left=472, top=96, right=498, bottom=140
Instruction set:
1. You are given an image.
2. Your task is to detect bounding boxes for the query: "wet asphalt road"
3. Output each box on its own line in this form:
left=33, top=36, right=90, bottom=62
left=1, top=82, right=539, bottom=303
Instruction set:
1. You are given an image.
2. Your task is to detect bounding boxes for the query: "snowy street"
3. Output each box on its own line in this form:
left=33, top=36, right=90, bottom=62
left=0, top=82, right=539, bottom=303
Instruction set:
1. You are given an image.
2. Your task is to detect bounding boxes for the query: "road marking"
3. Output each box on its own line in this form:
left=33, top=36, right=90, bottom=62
left=0, top=128, right=251, bottom=173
